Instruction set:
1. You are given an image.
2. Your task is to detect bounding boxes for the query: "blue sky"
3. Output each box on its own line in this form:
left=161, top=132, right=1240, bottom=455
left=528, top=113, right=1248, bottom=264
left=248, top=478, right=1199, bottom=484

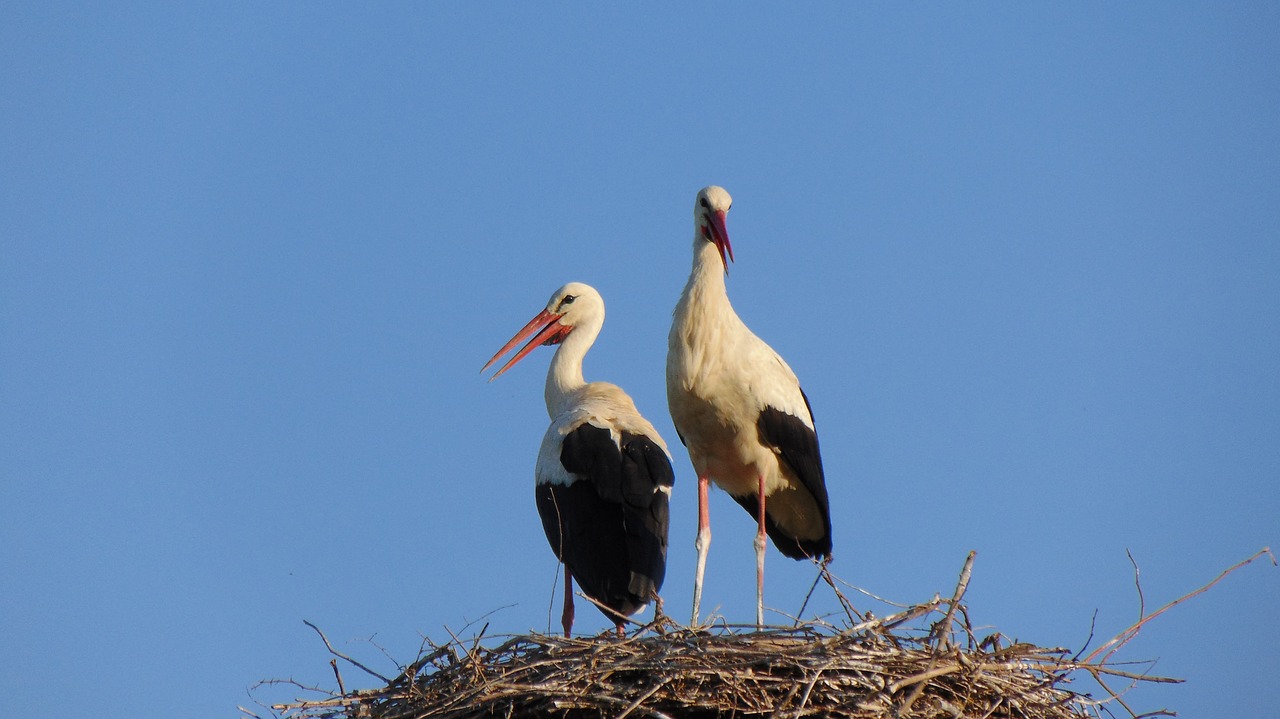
left=2, top=4, right=1277, bottom=717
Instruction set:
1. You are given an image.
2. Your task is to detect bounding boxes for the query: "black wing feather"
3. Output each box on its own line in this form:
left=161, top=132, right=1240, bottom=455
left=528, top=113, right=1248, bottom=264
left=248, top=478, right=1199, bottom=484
left=536, top=423, right=673, bottom=621
left=748, top=390, right=833, bottom=560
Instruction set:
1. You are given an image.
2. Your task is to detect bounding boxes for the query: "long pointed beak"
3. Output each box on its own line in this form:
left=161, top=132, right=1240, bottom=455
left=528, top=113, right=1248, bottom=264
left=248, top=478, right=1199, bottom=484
left=481, top=308, right=568, bottom=380
left=708, top=209, right=734, bottom=271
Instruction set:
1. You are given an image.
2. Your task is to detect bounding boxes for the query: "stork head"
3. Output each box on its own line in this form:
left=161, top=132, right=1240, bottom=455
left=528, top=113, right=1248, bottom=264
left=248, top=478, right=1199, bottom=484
left=695, top=185, right=734, bottom=272
left=482, top=282, right=604, bottom=380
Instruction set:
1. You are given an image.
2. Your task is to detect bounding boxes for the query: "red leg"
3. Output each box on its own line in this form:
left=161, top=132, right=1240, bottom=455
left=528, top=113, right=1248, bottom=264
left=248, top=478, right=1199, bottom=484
left=692, top=475, right=712, bottom=625
left=562, top=567, right=575, bottom=638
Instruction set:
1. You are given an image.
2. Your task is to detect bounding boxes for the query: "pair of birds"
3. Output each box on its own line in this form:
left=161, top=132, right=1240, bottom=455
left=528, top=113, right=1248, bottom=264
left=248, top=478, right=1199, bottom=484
left=482, top=186, right=833, bottom=636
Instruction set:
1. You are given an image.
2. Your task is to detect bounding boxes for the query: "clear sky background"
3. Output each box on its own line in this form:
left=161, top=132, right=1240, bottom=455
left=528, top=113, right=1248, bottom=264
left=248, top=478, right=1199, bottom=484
left=3, top=4, right=1277, bottom=718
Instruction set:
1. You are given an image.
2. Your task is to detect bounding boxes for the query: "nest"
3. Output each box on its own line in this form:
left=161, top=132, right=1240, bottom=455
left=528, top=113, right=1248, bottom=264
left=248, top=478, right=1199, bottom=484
left=313, top=622, right=1105, bottom=719
left=254, top=549, right=1245, bottom=719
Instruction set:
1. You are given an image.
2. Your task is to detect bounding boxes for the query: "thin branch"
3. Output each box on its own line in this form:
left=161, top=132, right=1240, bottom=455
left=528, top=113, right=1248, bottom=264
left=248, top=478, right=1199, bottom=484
left=1083, top=546, right=1275, bottom=665
left=819, top=560, right=862, bottom=623
left=795, top=563, right=825, bottom=625
left=822, top=567, right=912, bottom=609
left=461, top=604, right=515, bottom=634
left=793, top=662, right=830, bottom=717
left=1089, top=664, right=1181, bottom=684
left=547, top=560, right=561, bottom=635
left=1072, top=609, right=1099, bottom=662
left=302, top=619, right=391, bottom=684
left=575, top=590, right=639, bottom=629
left=1088, top=668, right=1160, bottom=719
left=363, top=633, right=403, bottom=673
left=1126, top=548, right=1145, bottom=621
left=613, top=678, right=670, bottom=719
left=931, top=550, right=976, bottom=649
left=329, top=659, right=346, bottom=697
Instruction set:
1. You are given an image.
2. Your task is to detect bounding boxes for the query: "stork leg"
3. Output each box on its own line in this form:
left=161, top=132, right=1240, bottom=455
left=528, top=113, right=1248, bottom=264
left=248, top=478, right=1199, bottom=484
left=692, top=475, right=712, bottom=625
left=754, top=474, right=767, bottom=628
left=562, top=567, right=575, bottom=638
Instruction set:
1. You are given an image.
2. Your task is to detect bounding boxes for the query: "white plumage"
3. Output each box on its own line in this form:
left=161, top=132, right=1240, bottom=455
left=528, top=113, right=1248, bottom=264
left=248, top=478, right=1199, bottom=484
left=485, top=282, right=674, bottom=637
left=667, top=186, right=833, bottom=627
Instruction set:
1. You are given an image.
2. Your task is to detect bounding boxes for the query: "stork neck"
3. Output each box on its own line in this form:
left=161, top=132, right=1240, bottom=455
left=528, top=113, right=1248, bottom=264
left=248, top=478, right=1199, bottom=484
left=697, top=238, right=729, bottom=282
left=544, top=320, right=599, bottom=417
left=682, top=239, right=731, bottom=308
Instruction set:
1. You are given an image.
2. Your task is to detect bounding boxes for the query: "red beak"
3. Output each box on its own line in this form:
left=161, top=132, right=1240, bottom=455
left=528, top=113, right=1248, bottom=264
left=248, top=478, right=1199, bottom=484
left=482, top=308, right=571, bottom=380
left=706, top=209, right=734, bottom=271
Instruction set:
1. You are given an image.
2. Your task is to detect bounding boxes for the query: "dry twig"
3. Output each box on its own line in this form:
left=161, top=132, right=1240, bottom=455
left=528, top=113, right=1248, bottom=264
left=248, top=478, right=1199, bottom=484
left=1081, top=546, right=1274, bottom=665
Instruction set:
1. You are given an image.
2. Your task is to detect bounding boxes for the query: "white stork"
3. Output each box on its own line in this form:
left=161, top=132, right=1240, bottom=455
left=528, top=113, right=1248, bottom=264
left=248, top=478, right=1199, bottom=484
left=483, top=282, right=674, bottom=637
left=667, top=186, right=833, bottom=627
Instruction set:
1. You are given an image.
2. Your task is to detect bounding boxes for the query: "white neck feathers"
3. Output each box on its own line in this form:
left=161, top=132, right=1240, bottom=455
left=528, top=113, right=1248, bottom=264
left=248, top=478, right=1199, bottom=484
left=544, top=316, right=601, bottom=417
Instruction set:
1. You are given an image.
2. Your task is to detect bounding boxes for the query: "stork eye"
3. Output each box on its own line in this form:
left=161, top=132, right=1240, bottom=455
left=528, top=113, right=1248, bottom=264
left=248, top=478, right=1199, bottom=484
left=559, top=295, right=577, bottom=309
left=698, top=197, right=709, bottom=209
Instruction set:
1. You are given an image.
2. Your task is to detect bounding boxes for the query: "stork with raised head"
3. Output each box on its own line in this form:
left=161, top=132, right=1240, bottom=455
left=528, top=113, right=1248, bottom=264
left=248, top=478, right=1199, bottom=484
left=484, top=282, right=674, bottom=637
left=667, top=186, right=833, bottom=627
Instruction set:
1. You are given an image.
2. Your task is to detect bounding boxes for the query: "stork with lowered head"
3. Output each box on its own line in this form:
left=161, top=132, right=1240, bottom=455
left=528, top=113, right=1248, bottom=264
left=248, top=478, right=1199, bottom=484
left=666, top=186, right=834, bottom=627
